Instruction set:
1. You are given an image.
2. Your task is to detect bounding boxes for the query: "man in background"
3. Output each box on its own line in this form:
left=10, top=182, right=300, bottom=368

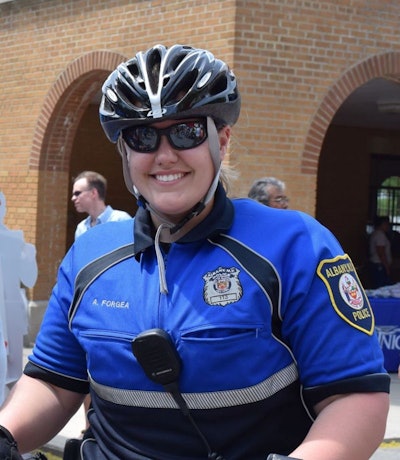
left=248, top=176, right=289, bottom=209
left=72, top=170, right=131, bottom=240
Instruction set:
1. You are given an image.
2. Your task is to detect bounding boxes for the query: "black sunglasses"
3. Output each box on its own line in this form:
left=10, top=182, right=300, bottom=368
left=122, top=120, right=208, bottom=153
left=71, top=189, right=92, bottom=198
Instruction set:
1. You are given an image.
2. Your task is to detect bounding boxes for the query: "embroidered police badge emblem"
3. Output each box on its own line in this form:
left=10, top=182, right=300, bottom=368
left=203, top=266, right=243, bottom=306
left=317, top=254, right=374, bottom=335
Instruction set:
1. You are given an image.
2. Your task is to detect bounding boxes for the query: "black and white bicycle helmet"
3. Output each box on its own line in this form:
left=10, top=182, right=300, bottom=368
left=100, top=44, right=240, bottom=141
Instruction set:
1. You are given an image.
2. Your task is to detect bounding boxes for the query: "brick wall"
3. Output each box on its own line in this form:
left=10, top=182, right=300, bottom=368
left=232, top=0, right=400, bottom=202
left=1, top=0, right=400, bottom=301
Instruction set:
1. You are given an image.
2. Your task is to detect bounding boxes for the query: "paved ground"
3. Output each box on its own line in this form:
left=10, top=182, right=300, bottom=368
left=23, top=348, right=400, bottom=458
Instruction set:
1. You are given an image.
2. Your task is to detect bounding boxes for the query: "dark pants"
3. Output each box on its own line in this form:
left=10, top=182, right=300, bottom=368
left=63, top=438, right=82, bottom=460
left=369, top=262, right=391, bottom=289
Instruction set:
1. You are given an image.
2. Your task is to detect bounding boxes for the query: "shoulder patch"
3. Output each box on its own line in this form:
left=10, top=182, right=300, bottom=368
left=317, top=255, right=374, bottom=335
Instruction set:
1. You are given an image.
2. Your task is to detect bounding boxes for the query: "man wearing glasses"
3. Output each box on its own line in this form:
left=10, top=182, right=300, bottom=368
left=71, top=170, right=131, bottom=240
left=248, top=176, right=290, bottom=209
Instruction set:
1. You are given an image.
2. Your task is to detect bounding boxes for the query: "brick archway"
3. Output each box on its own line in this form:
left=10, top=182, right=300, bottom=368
left=31, top=50, right=127, bottom=300
left=30, top=50, right=126, bottom=171
left=302, top=51, right=400, bottom=175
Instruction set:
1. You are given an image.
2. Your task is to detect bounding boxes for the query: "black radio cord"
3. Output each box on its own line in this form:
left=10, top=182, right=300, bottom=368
left=164, top=382, right=225, bottom=460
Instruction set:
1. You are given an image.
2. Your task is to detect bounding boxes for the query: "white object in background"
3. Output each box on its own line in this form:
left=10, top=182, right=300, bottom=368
left=0, top=191, right=38, bottom=389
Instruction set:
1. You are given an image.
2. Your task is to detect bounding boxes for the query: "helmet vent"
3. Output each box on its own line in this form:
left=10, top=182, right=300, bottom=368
left=146, top=49, right=162, bottom=94
left=209, top=74, right=228, bottom=96
left=162, top=75, right=170, bottom=87
left=125, top=62, right=146, bottom=91
left=118, top=83, right=144, bottom=109
left=169, top=52, right=187, bottom=71
left=126, top=62, right=140, bottom=79
left=169, top=70, right=198, bottom=106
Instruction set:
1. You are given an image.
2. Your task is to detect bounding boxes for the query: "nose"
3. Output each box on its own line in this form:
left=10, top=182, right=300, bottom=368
left=154, top=135, right=179, bottom=163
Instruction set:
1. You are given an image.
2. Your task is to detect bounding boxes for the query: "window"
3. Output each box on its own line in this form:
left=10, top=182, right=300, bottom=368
left=369, top=155, right=400, bottom=234
left=375, top=176, right=400, bottom=232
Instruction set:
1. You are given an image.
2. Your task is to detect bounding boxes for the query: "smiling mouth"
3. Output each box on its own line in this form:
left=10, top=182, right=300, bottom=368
left=155, top=173, right=185, bottom=182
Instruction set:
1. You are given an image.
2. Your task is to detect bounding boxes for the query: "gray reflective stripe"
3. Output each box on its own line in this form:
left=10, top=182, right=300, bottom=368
left=90, top=363, right=298, bottom=409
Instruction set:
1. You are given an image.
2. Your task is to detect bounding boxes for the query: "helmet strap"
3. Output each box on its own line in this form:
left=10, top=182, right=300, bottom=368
left=202, top=117, right=221, bottom=206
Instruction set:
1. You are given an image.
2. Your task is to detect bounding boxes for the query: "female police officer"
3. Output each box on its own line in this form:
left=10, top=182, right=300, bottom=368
left=0, top=44, right=389, bottom=460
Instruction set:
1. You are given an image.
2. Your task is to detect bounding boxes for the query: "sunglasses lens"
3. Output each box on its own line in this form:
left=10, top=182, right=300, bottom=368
left=169, top=121, right=207, bottom=149
left=123, top=120, right=207, bottom=153
left=123, top=126, right=158, bottom=153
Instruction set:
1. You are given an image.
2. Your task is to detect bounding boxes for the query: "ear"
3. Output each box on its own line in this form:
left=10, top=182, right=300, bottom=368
left=218, top=126, right=231, bottom=161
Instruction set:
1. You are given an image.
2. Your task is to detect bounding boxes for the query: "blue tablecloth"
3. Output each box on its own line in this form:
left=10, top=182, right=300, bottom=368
left=369, top=297, right=400, bottom=372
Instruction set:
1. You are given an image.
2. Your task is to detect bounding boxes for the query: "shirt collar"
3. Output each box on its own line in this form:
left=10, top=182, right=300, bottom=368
left=84, top=205, right=113, bottom=228
left=97, top=205, right=113, bottom=223
left=133, top=183, right=234, bottom=257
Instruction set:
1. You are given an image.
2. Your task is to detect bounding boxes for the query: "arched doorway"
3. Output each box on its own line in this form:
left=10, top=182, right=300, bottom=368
left=313, top=65, right=400, bottom=287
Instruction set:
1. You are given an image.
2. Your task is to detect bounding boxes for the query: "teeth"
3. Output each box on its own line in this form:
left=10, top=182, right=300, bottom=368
left=156, top=173, right=184, bottom=182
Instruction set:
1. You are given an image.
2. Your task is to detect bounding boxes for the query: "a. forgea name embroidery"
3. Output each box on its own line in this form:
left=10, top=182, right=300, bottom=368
left=92, top=298, right=130, bottom=309
left=317, top=255, right=374, bottom=335
left=203, top=266, right=243, bottom=307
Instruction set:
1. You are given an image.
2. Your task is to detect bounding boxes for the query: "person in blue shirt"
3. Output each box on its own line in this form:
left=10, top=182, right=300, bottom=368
left=0, top=44, right=390, bottom=460
left=72, top=170, right=131, bottom=240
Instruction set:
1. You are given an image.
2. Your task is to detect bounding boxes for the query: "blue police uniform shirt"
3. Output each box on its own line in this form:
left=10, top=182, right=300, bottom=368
left=25, top=184, right=389, bottom=459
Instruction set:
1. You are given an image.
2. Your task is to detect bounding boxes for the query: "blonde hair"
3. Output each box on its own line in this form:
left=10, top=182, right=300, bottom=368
left=220, top=163, right=239, bottom=195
